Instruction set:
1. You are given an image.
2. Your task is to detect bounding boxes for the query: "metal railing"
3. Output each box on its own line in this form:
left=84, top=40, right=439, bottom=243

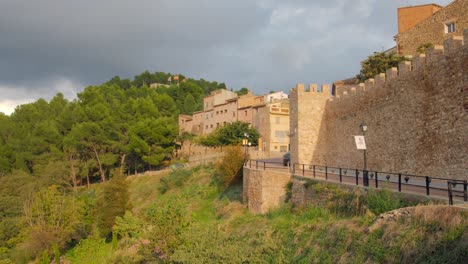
left=244, top=160, right=467, bottom=205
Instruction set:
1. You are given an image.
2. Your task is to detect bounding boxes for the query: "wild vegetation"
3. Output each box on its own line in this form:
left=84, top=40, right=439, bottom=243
left=70, top=160, right=466, bottom=263
left=0, top=71, right=254, bottom=263
left=356, top=52, right=408, bottom=82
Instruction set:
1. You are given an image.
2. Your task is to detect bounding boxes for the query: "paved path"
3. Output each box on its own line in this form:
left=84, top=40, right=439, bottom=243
left=245, top=159, right=467, bottom=205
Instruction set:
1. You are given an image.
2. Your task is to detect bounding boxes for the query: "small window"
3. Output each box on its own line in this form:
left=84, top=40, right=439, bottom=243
left=445, top=22, right=455, bottom=33
left=244, top=110, right=248, bottom=117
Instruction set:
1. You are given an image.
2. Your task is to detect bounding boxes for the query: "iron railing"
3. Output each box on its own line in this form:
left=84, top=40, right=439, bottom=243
left=244, top=160, right=467, bottom=205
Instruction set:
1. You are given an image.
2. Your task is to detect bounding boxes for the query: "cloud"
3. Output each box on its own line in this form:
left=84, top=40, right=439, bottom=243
left=0, top=0, right=455, bottom=109
left=0, top=78, right=82, bottom=115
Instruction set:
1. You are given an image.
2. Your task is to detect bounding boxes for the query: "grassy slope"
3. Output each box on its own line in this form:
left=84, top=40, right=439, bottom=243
left=67, top=164, right=467, bottom=264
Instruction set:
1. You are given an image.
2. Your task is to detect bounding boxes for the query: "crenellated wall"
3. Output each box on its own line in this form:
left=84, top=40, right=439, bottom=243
left=291, top=32, right=468, bottom=180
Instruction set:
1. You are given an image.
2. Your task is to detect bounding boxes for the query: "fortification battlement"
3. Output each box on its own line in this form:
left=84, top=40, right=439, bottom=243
left=290, top=83, right=331, bottom=97
left=330, top=31, right=467, bottom=106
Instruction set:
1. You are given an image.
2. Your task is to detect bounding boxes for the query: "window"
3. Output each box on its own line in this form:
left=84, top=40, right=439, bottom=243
left=275, top=131, right=285, bottom=138
left=233, top=112, right=236, bottom=117
left=244, top=110, right=247, bottom=117
left=216, top=123, right=219, bottom=128
left=216, top=111, right=219, bottom=115
left=445, top=22, right=455, bottom=33
left=210, top=124, right=213, bottom=128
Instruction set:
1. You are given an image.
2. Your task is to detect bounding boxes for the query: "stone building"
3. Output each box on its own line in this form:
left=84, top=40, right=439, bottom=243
left=395, top=0, right=467, bottom=55
left=254, top=99, right=290, bottom=154
left=178, top=89, right=290, bottom=157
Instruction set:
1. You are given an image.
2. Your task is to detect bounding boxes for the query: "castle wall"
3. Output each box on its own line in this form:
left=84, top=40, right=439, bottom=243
left=289, top=84, right=331, bottom=166
left=397, top=0, right=467, bottom=55
left=292, top=33, right=468, bottom=180
left=243, top=167, right=291, bottom=214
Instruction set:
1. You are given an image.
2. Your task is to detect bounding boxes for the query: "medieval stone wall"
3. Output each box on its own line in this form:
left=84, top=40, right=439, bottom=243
left=243, top=167, right=291, bottom=214
left=291, top=33, right=468, bottom=180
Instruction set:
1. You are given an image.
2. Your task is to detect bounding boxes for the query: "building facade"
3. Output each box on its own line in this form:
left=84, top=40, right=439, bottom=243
left=178, top=89, right=290, bottom=156
left=395, top=0, right=467, bottom=55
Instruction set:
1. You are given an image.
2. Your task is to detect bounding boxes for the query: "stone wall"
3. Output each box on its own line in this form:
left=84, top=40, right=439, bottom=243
left=397, top=0, right=467, bottom=55
left=289, top=84, right=330, bottom=166
left=291, top=33, right=468, bottom=180
left=243, top=167, right=291, bottom=214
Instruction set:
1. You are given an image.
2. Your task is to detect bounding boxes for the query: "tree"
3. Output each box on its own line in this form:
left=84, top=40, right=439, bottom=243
left=236, top=87, right=250, bottom=96
left=97, top=174, right=131, bottom=238
left=356, top=52, right=408, bottom=82
left=198, top=122, right=260, bottom=147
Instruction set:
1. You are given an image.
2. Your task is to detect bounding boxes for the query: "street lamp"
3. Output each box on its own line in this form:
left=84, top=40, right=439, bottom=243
left=360, top=122, right=368, bottom=186
left=243, top=133, right=249, bottom=161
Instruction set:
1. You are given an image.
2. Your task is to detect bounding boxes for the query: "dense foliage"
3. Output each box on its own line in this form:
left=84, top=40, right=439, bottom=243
left=356, top=52, right=408, bottom=82
left=198, top=121, right=260, bottom=147
left=65, top=165, right=466, bottom=263
left=0, top=71, right=232, bottom=262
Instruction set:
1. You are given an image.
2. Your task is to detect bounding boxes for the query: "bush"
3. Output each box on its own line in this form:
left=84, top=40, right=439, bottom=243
left=158, top=169, right=192, bottom=194
left=215, top=145, right=244, bottom=187
left=366, top=189, right=407, bottom=215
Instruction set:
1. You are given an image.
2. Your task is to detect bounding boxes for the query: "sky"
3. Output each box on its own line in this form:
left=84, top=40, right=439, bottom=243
left=0, top=0, right=454, bottom=115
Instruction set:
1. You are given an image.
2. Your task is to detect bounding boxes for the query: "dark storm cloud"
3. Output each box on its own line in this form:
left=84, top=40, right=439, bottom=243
left=0, top=0, right=454, bottom=114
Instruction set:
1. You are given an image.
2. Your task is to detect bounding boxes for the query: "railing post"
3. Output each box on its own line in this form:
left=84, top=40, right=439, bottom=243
left=302, top=164, right=305, bottom=177
left=325, top=166, right=328, bottom=180
left=256, top=160, right=258, bottom=169
left=425, top=176, right=430, bottom=196
left=263, top=161, right=266, bottom=170
left=355, top=169, right=359, bottom=185
left=398, top=174, right=402, bottom=192
left=448, top=182, right=453, bottom=205
left=375, top=172, right=378, bottom=188
left=313, top=165, right=316, bottom=178
left=339, top=168, right=342, bottom=183
left=249, top=160, right=251, bottom=168
left=464, top=180, right=467, bottom=202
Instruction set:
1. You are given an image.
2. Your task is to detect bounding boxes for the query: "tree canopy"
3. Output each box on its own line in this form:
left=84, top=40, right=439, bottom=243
left=356, top=52, right=408, bottom=82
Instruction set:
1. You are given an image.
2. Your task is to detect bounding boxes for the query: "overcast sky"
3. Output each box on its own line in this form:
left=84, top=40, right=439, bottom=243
left=0, top=0, right=453, bottom=115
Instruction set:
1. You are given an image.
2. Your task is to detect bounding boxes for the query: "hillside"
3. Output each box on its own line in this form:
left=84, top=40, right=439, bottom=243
left=62, top=163, right=467, bottom=264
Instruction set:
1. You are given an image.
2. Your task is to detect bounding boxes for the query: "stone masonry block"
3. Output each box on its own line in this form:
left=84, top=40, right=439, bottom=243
left=322, top=84, right=331, bottom=94
left=309, top=83, right=318, bottom=92
left=444, top=36, right=463, bottom=54
left=464, top=29, right=468, bottom=45
left=426, top=45, right=444, bottom=63
left=386, top=67, right=398, bottom=80
left=365, top=78, right=375, bottom=90
left=412, top=54, right=426, bottom=70
left=374, top=73, right=386, bottom=86
left=398, top=61, right=412, bottom=75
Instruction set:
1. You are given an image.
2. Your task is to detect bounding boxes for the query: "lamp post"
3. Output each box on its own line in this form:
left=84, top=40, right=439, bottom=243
left=360, top=122, right=368, bottom=186
left=243, top=133, right=249, bottom=161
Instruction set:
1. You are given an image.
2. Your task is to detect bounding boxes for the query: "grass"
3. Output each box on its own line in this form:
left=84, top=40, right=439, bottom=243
left=64, top=164, right=468, bottom=263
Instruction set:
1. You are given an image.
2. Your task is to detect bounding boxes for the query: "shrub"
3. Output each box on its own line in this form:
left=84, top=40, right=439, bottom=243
left=215, top=145, right=244, bottom=187
left=158, top=169, right=191, bottom=194
left=366, top=189, right=406, bottom=215
left=96, top=174, right=132, bottom=238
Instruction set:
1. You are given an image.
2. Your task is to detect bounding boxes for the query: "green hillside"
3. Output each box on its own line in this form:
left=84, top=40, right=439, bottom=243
left=60, top=163, right=466, bottom=264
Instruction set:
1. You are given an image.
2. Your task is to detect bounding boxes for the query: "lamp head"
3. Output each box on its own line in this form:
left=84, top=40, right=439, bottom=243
left=360, top=122, right=367, bottom=133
